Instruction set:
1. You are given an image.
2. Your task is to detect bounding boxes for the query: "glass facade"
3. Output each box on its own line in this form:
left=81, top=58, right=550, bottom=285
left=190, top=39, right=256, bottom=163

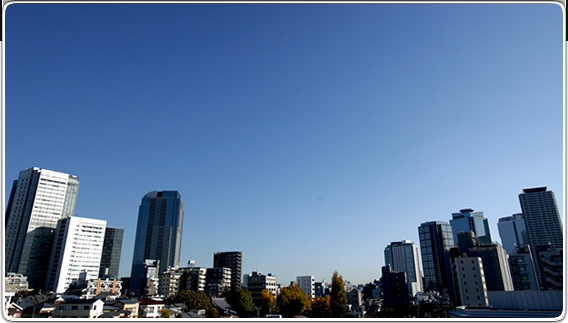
left=418, top=221, right=454, bottom=293
left=450, top=208, right=492, bottom=245
left=130, top=191, right=184, bottom=295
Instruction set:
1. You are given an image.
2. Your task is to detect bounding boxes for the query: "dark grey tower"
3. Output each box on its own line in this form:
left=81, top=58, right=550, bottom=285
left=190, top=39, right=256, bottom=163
left=519, top=187, right=563, bottom=290
left=130, top=191, right=184, bottom=295
left=418, top=221, right=454, bottom=293
left=99, top=227, right=124, bottom=279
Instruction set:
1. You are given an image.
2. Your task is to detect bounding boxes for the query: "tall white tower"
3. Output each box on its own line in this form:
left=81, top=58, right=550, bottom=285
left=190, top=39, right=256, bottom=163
left=384, top=240, right=424, bottom=296
left=5, top=167, right=79, bottom=289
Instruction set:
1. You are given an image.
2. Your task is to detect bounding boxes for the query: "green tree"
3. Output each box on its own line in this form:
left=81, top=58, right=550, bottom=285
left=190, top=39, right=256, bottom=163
left=276, top=284, right=309, bottom=318
left=310, top=295, right=331, bottom=318
left=258, top=289, right=276, bottom=316
left=226, top=289, right=254, bottom=316
left=178, top=290, right=212, bottom=311
left=330, top=271, right=348, bottom=318
left=159, top=308, right=172, bottom=318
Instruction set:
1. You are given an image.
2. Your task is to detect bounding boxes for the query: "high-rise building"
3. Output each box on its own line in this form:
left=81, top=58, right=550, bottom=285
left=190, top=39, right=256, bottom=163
left=384, top=240, right=424, bottom=296
left=296, top=276, right=315, bottom=300
left=213, top=251, right=242, bottom=290
left=45, top=216, right=107, bottom=293
left=99, top=227, right=124, bottom=279
left=497, top=214, right=527, bottom=256
left=5, top=167, right=79, bottom=289
left=418, top=221, right=455, bottom=293
left=518, top=187, right=563, bottom=289
left=449, top=208, right=492, bottom=245
left=519, top=187, right=563, bottom=249
left=130, top=191, right=184, bottom=295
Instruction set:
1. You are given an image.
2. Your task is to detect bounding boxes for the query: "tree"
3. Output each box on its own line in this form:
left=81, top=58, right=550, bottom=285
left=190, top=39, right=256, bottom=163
left=258, top=289, right=276, bottom=316
left=310, top=295, right=331, bottom=318
left=330, top=271, right=348, bottom=318
left=206, top=307, right=219, bottom=318
left=159, top=308, right=172, bottom=318
left=276, top=284, right=309, bottom=318
left=226, top=289, right=254, bottom=316
left=178, top=290, right=212, bottom=311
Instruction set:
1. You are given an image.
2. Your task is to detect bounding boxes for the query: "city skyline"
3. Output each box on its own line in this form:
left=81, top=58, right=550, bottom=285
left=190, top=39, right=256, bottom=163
left=4, top=2, right=564, bottom=286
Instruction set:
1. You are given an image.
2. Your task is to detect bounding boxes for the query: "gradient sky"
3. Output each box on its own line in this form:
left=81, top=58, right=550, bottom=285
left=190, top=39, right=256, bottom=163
left=4, top=2, right=564, bottom=286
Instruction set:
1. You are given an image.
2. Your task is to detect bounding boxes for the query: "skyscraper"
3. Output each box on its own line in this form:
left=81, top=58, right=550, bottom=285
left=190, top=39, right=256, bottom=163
left=384, top=240, right=424, bottom=296
left=497, top=213, right=527, bottom=256
left=449, top=208, right=492, bottom=245
left=519, top=187, right=563, bottom=250
left=213, top=251, right=242, bottom=290
left=519, top=187, right=563, bottom=289
left=45, top=216, right=107, bottom=293
left=130, top=191, right=184, bottom=295
left=99, top=227, right=124, bottom=279
left=418, top=221, right=455, bottom=293
left=5, top=167, right=79, bottom=289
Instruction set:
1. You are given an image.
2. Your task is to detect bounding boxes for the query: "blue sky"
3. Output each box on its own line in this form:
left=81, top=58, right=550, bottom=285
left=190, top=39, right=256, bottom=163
left=4, top=2, right=564, bottom=286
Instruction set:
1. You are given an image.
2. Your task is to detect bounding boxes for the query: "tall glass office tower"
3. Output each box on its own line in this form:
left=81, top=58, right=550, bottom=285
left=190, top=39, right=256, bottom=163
left=130, top=191, right=184, bottom=295
left=449, top=208, right=492, bottom=245
left=418, top=221, right=454, bottom=293
left=5, top=167, right=79, bottom=289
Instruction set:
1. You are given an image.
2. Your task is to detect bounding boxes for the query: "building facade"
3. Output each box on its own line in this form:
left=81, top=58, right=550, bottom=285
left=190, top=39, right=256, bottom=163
left=213, top=251, right=242, bottom=290
left=205, top=267, right=232, bottom=297
left=384, top=240, right=424, bottom=296
left=451, top=255, right=488, bottom=307
left=245, top=272, right=278, bottom=301
left=45, top=216, right=107, bottom=293
left=519, top=187, right=563, bottom=250
left=509, top=245, right=539, bottom=291
left=518, top=187, right=563, bottom=289
left=455, top=231, right=514, bottom=291
left=497, top=214, right=527, bottom=256
left=5, top=167, right=79, bottom=289
left=418, top=221, right=455, bottom=293
left=449, top=208, right=492, bottom=245
left=296, top=276, right=315, bottom=300
left=99, top=227, right=124, bottom=279
left=131, top=191, right=184, bottom=295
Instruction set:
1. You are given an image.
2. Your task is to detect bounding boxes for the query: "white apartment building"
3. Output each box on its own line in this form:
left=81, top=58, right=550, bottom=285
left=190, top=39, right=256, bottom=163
left=45, top=216, right=107, bottom=293
left=296, top=276, right=315, bottom=300
left=5, top=167, right=79, bottom=289
left=452, top=255, right=489, bottom=307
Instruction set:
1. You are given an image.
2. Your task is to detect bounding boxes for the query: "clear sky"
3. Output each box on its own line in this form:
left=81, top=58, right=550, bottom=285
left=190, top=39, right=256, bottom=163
left=4, top=2, right=564, bottom=286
